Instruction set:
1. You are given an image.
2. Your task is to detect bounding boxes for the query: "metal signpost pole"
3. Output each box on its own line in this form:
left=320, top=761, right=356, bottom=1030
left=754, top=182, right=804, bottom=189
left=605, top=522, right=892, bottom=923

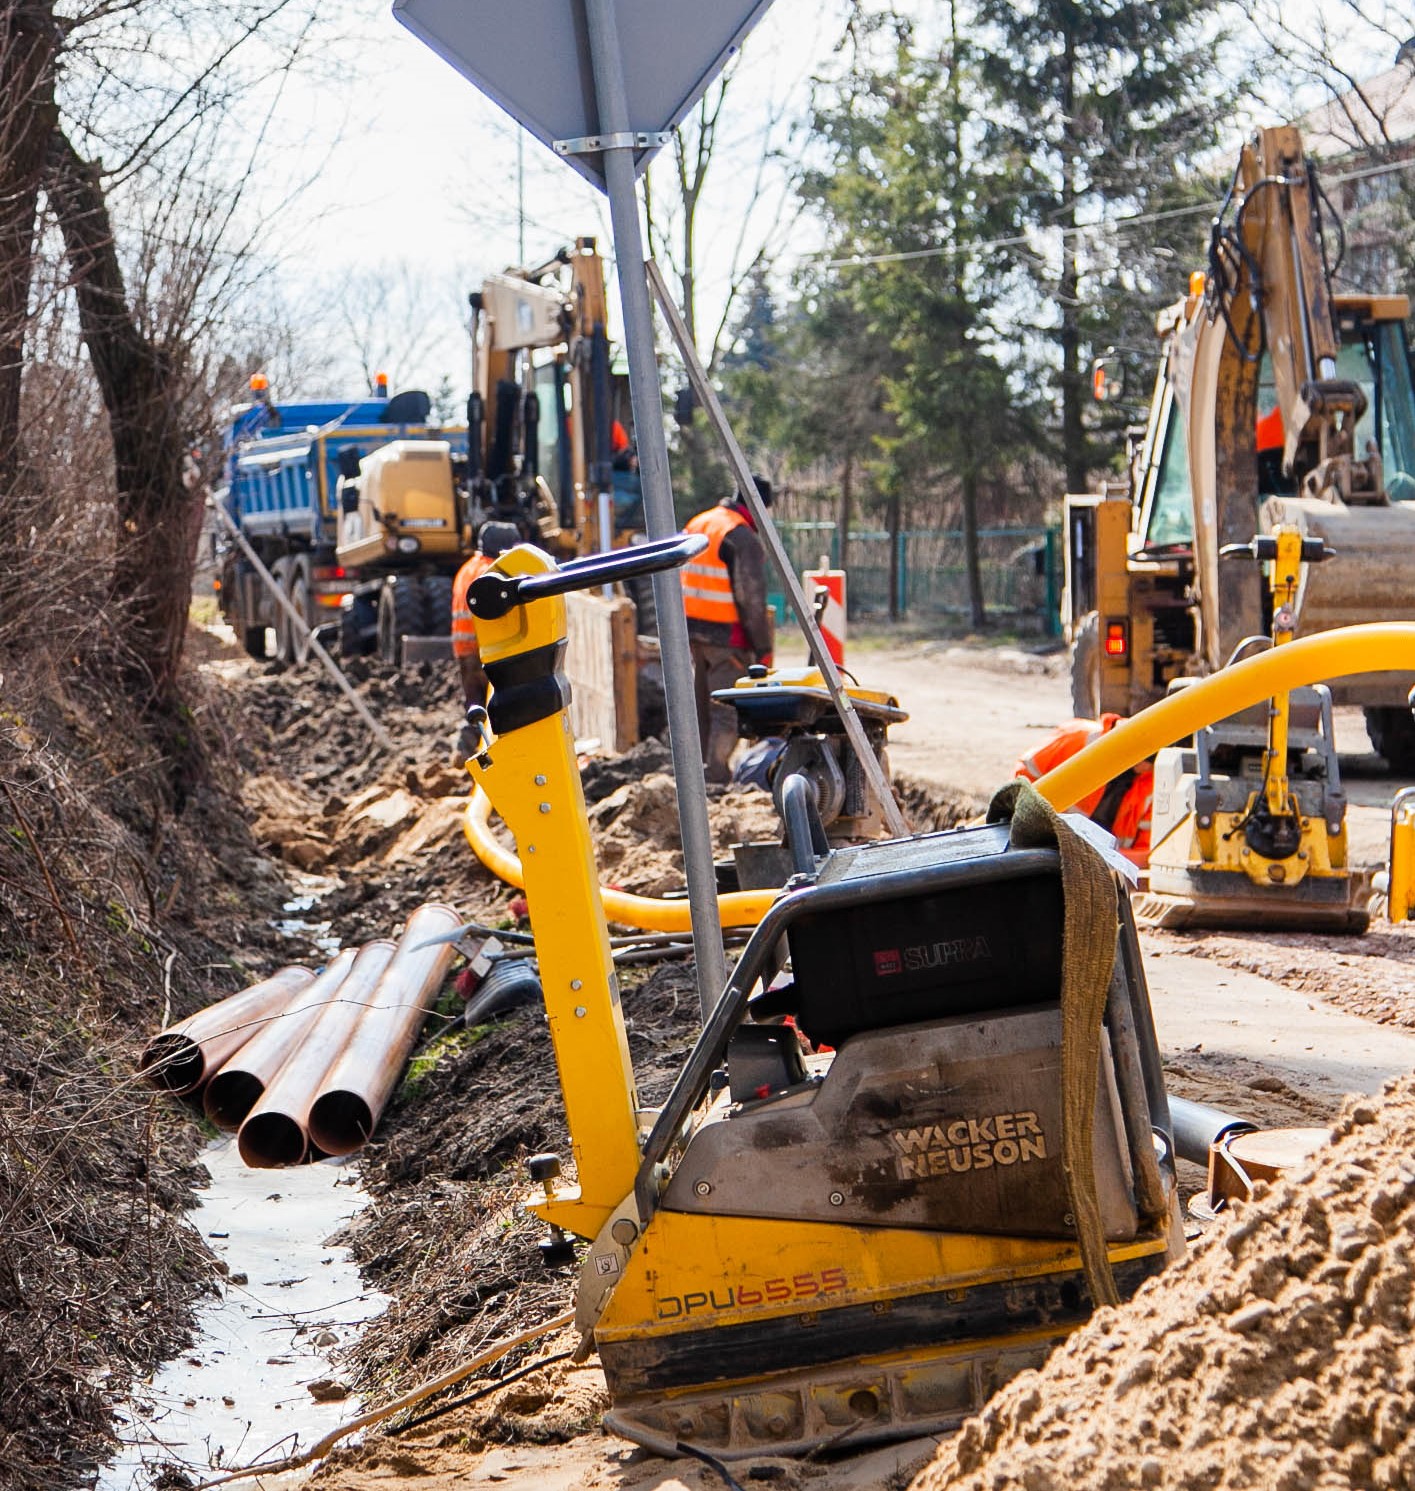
left=581, top=0, right=727, bottom=1017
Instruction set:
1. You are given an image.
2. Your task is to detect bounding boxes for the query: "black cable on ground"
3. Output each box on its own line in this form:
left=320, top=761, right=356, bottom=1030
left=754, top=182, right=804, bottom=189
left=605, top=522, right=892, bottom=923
left=389, top=1349, right=575, bottom=1436
left=674, top=1441, right=748, bottom=1491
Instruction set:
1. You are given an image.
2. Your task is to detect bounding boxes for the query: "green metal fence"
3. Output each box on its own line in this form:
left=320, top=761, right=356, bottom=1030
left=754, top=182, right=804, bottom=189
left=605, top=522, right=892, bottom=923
left=768, top=522, right=1061, bottom=633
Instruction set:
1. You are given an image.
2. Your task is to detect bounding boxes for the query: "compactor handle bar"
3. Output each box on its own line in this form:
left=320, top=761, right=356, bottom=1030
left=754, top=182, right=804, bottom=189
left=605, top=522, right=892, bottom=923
left=1220, top=535, right=1334, bottom=564
left=468, top=532, right=708, bottom=620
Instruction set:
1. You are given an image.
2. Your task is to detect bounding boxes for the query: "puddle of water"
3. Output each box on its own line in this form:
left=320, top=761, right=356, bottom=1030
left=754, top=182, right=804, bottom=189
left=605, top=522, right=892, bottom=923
left=276, top=877, right=343, bottom=958
left=98, top=1137, right=389, bottom=1490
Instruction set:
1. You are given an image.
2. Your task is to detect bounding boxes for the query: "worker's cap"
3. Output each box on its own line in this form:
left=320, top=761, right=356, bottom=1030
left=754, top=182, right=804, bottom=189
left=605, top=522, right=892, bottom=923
left=738, top=473, right=773, bottom=508
left=611, top=419, right=631, bottom=454
left=477, top=521, right=521, bottom=558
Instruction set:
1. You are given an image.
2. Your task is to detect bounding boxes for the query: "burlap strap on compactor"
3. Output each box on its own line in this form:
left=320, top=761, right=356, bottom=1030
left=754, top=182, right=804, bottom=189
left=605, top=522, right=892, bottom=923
left=987, top=779, right=1121, bottom=1309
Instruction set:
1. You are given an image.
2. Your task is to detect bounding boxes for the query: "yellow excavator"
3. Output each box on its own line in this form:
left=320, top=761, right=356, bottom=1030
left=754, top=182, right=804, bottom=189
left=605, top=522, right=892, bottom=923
left=1063, top=125, right=1415, bottom=768
left=334, top=238, right=635, bottom=659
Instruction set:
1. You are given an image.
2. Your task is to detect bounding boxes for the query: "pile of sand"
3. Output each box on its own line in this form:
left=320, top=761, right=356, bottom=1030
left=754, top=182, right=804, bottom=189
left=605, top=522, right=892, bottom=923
left=913, top=1078, right=1415, bottom=1491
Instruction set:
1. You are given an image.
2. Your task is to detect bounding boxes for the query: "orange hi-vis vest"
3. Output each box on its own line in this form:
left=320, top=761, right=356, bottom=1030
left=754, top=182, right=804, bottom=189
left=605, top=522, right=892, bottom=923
left=451, top=553, right=496, bottom=660
left=1015, top=714, right=1153, bottom=861
left=683, top=505, right=747, bottom=626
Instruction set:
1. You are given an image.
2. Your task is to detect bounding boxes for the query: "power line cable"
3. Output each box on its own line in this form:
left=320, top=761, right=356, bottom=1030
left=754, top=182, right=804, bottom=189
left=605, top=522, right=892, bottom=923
left=809, top=152, right=1415, bottom=272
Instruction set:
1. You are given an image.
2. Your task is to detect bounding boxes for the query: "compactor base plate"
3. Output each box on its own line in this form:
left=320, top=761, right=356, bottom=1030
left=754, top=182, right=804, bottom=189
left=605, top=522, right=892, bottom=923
left=1134, top=877, right=1369, bottom=933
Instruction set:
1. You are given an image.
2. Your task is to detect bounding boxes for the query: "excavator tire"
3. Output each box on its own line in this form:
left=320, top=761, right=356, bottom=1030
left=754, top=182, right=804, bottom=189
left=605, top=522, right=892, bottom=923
left=625, top=573, right=658, bottom=637
left=422, top=575, right=454, bottom=639
left=377, top=576, right=425, bottom=665
left=1363, top=706, right=1415, bottom=774
left=1069, top=610, right=1100, bottom=718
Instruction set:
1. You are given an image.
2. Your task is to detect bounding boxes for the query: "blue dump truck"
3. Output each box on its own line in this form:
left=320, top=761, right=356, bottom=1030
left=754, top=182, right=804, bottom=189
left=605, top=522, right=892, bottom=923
left=214, top=378, right=472, bottom=663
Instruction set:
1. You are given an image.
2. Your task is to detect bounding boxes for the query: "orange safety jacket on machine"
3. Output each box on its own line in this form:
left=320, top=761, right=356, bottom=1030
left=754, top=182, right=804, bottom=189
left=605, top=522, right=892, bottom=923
left=451, top=553, right=496, bottom=660
left=682, top=505, right=748, bottom=627
left=1015, top=714, right=1153, bottom=864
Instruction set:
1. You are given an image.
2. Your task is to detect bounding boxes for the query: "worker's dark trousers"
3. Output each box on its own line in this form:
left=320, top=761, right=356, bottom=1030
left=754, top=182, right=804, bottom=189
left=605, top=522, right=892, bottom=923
left=690, top=637, right=752, bottom=784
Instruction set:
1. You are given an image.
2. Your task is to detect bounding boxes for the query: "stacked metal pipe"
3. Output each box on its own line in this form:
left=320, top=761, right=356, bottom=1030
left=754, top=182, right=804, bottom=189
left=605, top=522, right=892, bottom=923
left=141, top=904, right=461, bottom=1167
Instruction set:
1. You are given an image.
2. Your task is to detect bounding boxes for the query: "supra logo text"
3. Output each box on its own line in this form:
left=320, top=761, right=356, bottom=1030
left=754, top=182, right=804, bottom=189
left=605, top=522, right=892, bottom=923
left=872, top=936, right=992, bottom=977
left=888, top=1111, right=1047, bottom=1179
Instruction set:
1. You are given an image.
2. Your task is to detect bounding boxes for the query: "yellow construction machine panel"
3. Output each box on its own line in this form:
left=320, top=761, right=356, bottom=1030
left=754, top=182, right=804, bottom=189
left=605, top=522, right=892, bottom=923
left=336, top=439, right=462, bottom=567
left=593, top=1208, right=1172, bottom=1347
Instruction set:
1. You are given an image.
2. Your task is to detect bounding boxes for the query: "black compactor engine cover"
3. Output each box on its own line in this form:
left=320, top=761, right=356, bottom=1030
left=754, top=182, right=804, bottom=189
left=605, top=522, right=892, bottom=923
left=787, top=871, right=1063, bottom=1049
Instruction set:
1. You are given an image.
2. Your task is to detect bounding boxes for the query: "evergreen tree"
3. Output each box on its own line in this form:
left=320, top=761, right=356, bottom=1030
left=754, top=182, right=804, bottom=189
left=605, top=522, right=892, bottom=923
left=796, top=14, right=1038, bottom=625
left=971, top=0, right=1232, bottom=489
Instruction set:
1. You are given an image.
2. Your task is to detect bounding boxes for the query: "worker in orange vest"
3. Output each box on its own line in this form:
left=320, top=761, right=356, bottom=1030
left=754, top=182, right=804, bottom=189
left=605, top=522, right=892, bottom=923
left=683, top=476, right=775, bottom=782
left=451, top=522, right=520, bottom=764
left=1015, top=715, right=1153, bottom=865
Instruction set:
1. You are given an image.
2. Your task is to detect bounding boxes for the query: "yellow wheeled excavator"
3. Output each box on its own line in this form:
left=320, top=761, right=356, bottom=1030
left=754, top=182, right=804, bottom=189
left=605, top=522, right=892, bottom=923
left=1063, top=124, right=1415, bottom=770
left=461, top=535, right=1186, bottom=1460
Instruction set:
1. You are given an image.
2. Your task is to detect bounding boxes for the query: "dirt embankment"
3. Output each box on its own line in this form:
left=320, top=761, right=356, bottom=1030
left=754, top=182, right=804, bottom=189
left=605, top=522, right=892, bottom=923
left=914, top=1076, right=1415, bottom=1491
left=0, top=640, right=317, bottom=1491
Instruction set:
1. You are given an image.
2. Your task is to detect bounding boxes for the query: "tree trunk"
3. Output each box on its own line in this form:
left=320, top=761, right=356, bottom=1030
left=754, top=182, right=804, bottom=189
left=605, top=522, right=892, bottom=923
left=44, top=129, right=202, bottom=738
left=836, top=451, right=852, bottom=573
left=961, top=467, right=987, bottom=629
left=0, top=1, right=59, bottom=594
left=1058, top=22, right=1087, bottom=494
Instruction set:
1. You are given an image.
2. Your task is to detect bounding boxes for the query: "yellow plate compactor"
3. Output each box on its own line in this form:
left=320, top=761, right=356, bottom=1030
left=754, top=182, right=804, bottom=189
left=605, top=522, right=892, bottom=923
left=462, top=536, right=1183, bottom=1460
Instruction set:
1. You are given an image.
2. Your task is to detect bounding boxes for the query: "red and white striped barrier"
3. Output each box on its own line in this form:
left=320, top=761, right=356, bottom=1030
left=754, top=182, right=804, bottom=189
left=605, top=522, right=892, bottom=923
left=803, top=559, right=846, bottom=665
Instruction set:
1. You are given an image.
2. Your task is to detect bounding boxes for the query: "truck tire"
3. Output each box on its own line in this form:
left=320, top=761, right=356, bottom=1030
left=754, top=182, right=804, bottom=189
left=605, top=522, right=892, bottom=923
left=340, top=594, right=377, bottom=658
left=1363, top=706, right=1415, bottom=774
left=288, top=563, right=313, bottom=665
left=1070, top=610, right=1101, bottom=719
left=272, top=557, right=295, bottom=663
left=377, top=576, right=425, bottom=665
left=422, top=574, right=454, bottom=639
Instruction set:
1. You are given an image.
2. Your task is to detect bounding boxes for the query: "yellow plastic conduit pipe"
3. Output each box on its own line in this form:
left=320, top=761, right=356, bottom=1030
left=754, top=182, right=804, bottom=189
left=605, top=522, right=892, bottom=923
left=1035, top=623, right=1415, bottom=812
left=465, top=624, right=1415, bottom=932
left=464, top=785, right=776, bottom=931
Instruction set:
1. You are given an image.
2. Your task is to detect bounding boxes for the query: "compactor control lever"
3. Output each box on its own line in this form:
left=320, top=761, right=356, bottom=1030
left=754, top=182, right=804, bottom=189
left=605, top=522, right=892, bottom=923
left=468, top=532, right=707, bottom=620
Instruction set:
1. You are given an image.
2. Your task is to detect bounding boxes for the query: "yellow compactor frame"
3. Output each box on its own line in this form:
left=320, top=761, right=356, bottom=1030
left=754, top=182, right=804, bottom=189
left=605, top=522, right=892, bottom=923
left=464, top=542, right=1181, bottom=1459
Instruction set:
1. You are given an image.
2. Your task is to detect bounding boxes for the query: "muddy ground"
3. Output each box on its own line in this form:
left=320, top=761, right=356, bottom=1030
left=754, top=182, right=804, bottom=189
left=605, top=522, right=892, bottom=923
left=13, top=625, right=1415, bottom=1491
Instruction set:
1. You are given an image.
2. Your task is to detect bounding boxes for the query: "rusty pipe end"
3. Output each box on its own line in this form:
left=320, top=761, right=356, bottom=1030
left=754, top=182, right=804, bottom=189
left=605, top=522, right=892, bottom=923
left=205, top=1070, right=266, bottom=1131
left=140, top=1033, right=205, bottom=1094
left=307, top=1089, right=375, bottom=1158
left=238, top=1110, right=309, bottom=1168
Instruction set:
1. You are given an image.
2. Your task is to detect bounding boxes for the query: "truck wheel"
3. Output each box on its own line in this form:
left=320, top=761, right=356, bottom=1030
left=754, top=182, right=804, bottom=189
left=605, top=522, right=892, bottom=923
left=340, top=594, right=377, bottom=657
left=1070, top=611, right=1101, bottom=718
left=377, top=577, right=425, bottom=665
left=1363, top=706, right=1415, bottom=774
left=422, top=575, right=454, bottom=639
left=272, top=558, right=295, bottom=663
left=241, top=622, right=268, bottom=660
left=288, top=564, right=313, bottom=665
